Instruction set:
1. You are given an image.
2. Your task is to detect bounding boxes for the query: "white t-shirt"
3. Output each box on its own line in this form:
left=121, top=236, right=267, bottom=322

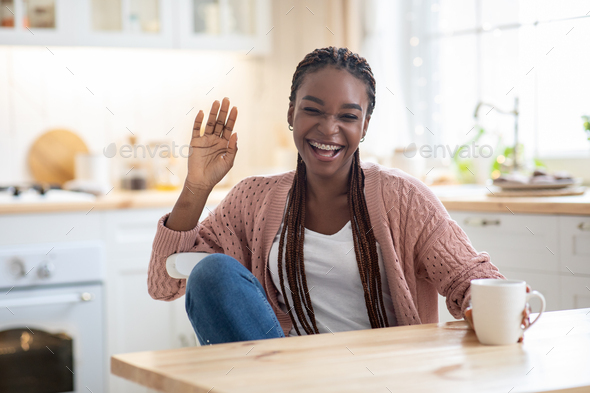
left=268, top=220, right=398, bottom=337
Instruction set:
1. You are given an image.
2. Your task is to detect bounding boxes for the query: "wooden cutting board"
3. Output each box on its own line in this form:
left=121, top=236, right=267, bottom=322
left=28, top=129, right=89, bottom=186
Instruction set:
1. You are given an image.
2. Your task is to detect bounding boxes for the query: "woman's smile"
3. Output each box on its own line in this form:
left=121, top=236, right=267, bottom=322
left=307, top=139, right=344, bottom=160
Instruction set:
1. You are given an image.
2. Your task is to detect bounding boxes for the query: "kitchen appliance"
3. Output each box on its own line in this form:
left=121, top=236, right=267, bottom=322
left=0, top=241, right=105, bottom=392
left=0, top=183, right=96, bottom=203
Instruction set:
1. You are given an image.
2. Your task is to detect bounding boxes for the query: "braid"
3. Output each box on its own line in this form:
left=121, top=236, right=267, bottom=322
left=278, top=47, right=388, bottom=335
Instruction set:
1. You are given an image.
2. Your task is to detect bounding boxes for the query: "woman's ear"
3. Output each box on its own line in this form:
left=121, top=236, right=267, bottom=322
left=287, top=102, right=294, bottom=127
left=362, top=114, right=371, bottom=138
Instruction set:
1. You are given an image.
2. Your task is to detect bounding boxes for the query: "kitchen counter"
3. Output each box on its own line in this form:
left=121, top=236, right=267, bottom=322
left=0, top=188, right=231, bottom=215
left=431, top=185, right=590, bottom=215
left=1, top=185, right=588, bottom=215
left=111, top=308, right=590, bottom=393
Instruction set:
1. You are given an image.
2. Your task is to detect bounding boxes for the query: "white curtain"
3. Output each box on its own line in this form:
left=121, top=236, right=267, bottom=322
left=359, top=0, right=413, bottom=160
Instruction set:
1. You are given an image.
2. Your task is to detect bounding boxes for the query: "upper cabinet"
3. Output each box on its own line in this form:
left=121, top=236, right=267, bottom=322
left=0, top=0, right=271, bottom=54
left=178, top=0, right=271, bottom=54
left=0, top=0, right=77, bottom=46
left=77, top=0, right=175, bottom=48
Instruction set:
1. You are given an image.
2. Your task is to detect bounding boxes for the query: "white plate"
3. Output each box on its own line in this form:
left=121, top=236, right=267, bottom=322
left=492, top=178, right=581, bottom=190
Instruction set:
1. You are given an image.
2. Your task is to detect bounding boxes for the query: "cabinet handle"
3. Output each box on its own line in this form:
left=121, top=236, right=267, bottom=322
left=464, top=217, right=501, bottom=227
left=0, top=292, right=93, bottom=308
left=578, top=222, right=590, bottom=231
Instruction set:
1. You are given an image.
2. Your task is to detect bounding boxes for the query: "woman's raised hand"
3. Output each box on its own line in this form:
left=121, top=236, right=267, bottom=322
left=186, top=97, right=238, bottom=191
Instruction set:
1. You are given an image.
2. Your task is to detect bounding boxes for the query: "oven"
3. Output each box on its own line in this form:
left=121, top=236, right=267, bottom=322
left=0, top=242, right=105, bottom=393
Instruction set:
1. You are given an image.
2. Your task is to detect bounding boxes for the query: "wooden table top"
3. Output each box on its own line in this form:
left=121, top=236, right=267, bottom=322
left=111, top=308, right=590, bottom=393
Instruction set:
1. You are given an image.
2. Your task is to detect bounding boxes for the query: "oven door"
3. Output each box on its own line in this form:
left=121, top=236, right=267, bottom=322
left=0, top=283, right=104, bottom=393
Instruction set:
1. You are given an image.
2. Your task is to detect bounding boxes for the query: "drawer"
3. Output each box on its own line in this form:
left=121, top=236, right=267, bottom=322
left=559, top=216, right=590, bottom=276
left=0, top=211, right=101, bottom=245
left=103, top=208, right=172, bottom=262
left=448, top=211, right=559, bottom=273
left=499, top=268, right=561, bottom=312
left=560, top=276, right=590, bottom=310
left=103, top=206, right=214, bottom=268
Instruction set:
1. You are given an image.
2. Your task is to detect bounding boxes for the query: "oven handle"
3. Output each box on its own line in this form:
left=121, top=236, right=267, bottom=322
left=0, top=292, right=94, bottom=309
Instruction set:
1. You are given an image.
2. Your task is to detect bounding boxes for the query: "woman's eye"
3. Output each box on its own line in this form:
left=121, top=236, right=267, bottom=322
left=343, top=115, right=358, bottom=120
left=304, top=108, right=320, bottom=113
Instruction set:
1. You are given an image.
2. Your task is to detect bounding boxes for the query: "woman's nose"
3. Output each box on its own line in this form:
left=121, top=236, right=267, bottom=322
left=318, top=114, right=340, bottom=135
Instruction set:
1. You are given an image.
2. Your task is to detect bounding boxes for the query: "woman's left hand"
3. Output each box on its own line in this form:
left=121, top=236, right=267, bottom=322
left=464, top=285, right=532, bottom=343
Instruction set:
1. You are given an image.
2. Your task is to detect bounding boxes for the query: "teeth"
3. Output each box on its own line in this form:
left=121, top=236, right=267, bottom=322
left=309, top=141, right=341, bottom=151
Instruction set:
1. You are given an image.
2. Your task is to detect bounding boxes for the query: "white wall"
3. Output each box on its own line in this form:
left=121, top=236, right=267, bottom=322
left=0, top=45, right=272, bottom=186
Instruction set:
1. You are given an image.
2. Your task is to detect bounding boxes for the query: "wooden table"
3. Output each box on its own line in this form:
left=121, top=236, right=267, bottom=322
left=111, top=308, right=590, bottom=393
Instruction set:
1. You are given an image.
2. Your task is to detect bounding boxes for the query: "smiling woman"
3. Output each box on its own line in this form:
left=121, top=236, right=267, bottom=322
left=147, top=46, right=513, bottom=345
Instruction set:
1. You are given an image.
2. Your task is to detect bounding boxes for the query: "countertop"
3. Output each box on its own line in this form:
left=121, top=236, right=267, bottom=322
left=431, top=185, right=590, bottom=216
left=1, top=185, right=589, bottom=215
left=111, top=308, right=590, bottom=393
left=0, top=188, right=230, bottom=215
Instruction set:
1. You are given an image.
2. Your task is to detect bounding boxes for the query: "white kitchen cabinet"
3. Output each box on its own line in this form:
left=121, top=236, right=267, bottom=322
left=0, top=0, right=78, bottom=46
left=438, top=293, right=456, bottom=323
left=0, top=210, right=102, bottom=245
left=447, top=211, right=559, bottom=273
left=102, top=207, right=198, bottom=392
left=440, top=210, right=590, bottom=317
left=498, top=268, right=561, bottom=312
left=0, top=0, right=272, bottom=52
left=559, top=215, right=590, bottom=276
left=178, top=0, right=271, bottom=54
left=0, top=206, right=202, bottom=392
left=77, top=0, right=175, bottom=48
left=560, top=276, right=590, bottom=310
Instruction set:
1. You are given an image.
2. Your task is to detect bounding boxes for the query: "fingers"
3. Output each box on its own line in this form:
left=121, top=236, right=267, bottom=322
left=222, top=106, right=238, bottom=140
left=526, top=285, right=531, bottom=293
left=192, top=110, right=205, bottom=139
left=213, top=97, right=231, bottom=137
left=224, top=132, right=238, bottom=162
left=197, top=98, right=236, bottom=139
left=204, top=100, right=221, bottom=135
left=464, top=308, right=474, bottom=330
left=521, top=306, right=531, bottom=329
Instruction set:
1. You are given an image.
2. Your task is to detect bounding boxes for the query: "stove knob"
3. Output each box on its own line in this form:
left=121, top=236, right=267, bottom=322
left=37, top=262, right=55, bottom=279
left=9, top=258, right=26, bottom=277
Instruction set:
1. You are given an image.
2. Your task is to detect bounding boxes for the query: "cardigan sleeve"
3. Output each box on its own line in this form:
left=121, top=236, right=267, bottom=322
left=409, top=181, right=506, bottom=319
left=147, top=179, right=253, bottom=301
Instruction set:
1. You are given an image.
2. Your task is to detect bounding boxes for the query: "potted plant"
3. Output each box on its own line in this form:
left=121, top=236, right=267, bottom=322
left=582, top=116, right=590, bottom=140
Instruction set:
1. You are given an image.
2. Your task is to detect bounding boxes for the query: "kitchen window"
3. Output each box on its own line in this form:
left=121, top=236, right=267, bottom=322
left=408, top=0, right=590, bottom=159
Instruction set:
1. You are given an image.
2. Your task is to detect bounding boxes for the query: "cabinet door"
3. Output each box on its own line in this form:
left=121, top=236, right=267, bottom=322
left=77, top=0, right=174, bottom=48
left=0, top=0, right=77, bottom=45
left=178, top=0, right=271, bottom=54
left=498, top=268, right=561, bottom=312
left=107, top=267, right=179, bottom=393
left=438, top=293, right=457, bottom=323
left=103, top=208, right=179, bottom=392
left=559, top=215, right=590, bottom=276
left=560, top=276, right=590, bottom=310
left=448, top=211, right=559, bottom=273
left=102, top=208, right=170, bottom=267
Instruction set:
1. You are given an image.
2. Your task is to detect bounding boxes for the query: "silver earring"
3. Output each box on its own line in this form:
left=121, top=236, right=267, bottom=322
left=360, top=136, right=365, bottom=143
left=288, top=124, right=293, bottom=131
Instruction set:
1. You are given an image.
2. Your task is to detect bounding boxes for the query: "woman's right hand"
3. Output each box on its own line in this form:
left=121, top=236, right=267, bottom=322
left=185, top=97, right=238, bottom=191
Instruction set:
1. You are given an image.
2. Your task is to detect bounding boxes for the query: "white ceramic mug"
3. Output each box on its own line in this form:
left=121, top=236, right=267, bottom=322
left=470, top=279, right=546, bottom=345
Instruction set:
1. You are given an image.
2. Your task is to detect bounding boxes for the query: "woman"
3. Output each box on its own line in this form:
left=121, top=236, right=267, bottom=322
left=148, top=46, right=524, bottom=346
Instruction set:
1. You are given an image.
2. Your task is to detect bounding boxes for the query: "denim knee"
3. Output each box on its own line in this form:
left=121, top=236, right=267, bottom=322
left=186, top=253, right=243, bottom=295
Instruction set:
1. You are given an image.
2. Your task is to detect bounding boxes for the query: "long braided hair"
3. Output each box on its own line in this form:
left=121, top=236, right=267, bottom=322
left=278, top=47, right=389, bottom=335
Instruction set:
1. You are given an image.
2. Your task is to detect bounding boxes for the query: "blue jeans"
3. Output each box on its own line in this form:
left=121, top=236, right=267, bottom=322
left=185, top=253, right=286, bottom=345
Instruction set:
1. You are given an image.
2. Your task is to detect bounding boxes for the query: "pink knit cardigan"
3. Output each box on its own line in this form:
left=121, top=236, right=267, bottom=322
left=148, top=161, right=505, bottom=336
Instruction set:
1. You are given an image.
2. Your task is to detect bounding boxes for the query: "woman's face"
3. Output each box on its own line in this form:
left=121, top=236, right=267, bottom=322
left=287, top=66, right=371, bottom=180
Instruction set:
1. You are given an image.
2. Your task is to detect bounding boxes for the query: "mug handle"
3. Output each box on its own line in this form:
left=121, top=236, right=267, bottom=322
left=523, top=290, right=546, bottom=331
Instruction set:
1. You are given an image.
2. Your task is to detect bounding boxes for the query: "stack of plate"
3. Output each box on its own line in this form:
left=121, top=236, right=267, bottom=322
left=488, top=173, right=585, bottom=197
